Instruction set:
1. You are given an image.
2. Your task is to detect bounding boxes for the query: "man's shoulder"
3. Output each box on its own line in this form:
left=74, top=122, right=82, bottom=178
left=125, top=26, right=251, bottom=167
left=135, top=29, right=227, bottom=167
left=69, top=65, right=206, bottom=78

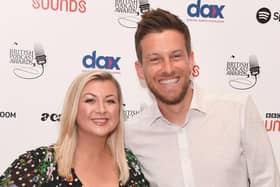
left=199, top=86, right=251, bottom=105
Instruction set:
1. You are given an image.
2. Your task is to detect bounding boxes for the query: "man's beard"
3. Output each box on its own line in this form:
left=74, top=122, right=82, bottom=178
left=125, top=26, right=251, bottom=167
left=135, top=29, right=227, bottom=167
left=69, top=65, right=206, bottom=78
left=147, top=79, right=190, bottom=105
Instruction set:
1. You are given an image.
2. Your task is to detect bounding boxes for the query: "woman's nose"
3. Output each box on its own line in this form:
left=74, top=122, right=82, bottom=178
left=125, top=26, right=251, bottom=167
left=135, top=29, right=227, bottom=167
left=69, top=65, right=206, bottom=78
left=95, top=102, right=106, bottom=113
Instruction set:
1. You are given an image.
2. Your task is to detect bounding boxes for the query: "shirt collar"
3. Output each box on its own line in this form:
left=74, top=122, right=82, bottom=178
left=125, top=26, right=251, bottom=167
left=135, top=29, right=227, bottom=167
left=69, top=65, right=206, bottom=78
left=146, top=82, right=209, bottom=126
left=189, top=82, right=208, bottom=113
left=147, top=101, right=162, bottom=125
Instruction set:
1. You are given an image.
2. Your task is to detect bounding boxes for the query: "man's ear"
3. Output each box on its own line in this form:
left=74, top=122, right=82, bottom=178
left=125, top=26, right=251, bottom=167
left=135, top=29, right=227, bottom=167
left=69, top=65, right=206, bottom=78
left=135, top=61, right=145, bottom=80
left=189, top=51, right=194, bottom=68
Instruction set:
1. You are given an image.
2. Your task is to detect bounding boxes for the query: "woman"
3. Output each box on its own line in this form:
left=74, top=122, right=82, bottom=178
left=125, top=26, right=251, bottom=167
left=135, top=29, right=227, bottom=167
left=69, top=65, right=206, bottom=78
left=0, top=70, right=149, bottom=187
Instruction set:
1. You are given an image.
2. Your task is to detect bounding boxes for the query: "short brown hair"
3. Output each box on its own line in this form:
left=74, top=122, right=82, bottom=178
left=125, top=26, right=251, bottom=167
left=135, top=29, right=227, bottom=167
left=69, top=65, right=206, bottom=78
left=135, top=8, right=192, bottom=62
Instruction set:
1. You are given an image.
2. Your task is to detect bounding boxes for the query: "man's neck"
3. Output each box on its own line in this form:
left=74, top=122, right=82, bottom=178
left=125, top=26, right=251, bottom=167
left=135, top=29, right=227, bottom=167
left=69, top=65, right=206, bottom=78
left=157, top=86, right=193, bottom=127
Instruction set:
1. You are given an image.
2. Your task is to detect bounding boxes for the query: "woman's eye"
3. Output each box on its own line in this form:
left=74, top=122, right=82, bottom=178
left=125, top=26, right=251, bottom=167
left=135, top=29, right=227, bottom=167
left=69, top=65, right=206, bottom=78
left=107, top=99, right=116, bottom=104
left=85, top=98, right=95, bottom=103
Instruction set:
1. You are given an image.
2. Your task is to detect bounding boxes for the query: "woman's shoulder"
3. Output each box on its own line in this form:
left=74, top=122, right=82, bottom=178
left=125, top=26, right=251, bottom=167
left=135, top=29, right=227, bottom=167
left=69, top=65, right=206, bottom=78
left=123, top=148, right=150, bottom=186
left=0, top=145, right=57, bottom=186
left=124, top=148, right=139, bottom=165
left=22, top=145, right=55, bottom=160
left=4, top=145, right=56, bottom=169
left=124, top=148, right=142, bottom=176
left=12, top=145, right=56, bottom=168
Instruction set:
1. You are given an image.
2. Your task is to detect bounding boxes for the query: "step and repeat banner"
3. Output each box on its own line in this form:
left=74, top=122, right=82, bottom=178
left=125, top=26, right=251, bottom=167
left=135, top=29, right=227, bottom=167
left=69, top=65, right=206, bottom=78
left=1, top=0, right=279, bottom=173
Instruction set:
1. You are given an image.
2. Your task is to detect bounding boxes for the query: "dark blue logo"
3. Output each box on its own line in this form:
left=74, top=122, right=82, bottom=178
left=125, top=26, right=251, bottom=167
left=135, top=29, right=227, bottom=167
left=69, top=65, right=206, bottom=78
left=187, top=0, right=225, bottom=19
left=82, top=50, right=121, bottom=70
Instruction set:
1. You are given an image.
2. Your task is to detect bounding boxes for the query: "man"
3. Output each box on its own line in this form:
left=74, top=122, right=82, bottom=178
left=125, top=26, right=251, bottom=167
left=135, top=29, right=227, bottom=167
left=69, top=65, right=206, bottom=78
left=125, top=8, right=280, bottom=187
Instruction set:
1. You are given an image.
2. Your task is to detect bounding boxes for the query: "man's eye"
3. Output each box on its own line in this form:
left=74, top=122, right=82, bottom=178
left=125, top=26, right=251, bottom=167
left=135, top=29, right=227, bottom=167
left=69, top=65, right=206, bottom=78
left=149, top=58, right=160, bottom=63
left=171, top=54, right=182, bottom=60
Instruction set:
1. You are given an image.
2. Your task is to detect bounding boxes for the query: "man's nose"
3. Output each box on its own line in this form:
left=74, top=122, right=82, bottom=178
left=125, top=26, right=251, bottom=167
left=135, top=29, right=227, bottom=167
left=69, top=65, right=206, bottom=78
left=162, top=58, right=174, bottom=74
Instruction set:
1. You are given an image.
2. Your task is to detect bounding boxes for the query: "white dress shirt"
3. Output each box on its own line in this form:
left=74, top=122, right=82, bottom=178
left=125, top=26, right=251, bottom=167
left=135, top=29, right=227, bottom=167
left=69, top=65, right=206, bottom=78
left=125, top=84, right=280, bottom=187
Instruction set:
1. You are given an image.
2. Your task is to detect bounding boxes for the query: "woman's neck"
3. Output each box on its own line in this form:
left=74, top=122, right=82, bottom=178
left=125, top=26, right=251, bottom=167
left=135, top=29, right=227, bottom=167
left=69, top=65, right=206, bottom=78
left=73, top=133, right=118, bottom=187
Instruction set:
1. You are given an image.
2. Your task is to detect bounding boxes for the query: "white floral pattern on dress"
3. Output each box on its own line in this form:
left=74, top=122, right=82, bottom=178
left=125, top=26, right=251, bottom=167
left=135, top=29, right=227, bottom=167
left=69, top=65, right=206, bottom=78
left=0, top=146, right=149, bottom=187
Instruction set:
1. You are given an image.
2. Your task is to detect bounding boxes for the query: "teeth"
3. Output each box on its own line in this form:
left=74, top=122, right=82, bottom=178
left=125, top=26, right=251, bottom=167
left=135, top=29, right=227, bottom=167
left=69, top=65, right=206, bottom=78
left=93, top=119, right=107, bottom=123
left=160, top=78, right=178, bottom=84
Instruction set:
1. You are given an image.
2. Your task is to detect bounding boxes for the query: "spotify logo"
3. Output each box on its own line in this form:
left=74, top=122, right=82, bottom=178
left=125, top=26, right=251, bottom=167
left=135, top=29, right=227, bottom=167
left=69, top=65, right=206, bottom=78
left=256, top=7, right=271, bottom=24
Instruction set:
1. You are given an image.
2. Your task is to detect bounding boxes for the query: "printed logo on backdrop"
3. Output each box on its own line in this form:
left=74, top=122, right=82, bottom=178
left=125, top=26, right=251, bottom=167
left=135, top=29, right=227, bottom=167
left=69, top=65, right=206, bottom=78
left=256, top=8, right=271, bottom=24
left=256, top=7, right=280, bottom=24
left=186, top=0, right=225, bottom=23
left=82, top=50, right=122, bottom=74
left=32, top=0, right=87, bottom=13
left=41, top=113, right=61, bottom=122
left=115, top=0, right=150, bottom=28
left=192, top=65, right=200, bottom=78
left=0, top=111, right=16, bottom=119
left=226, top=54, right=260, bottom=90
left=40, top=106, right=145, bottom=122
left=265, top=113, right=280, bottom=132
left=9, top=42, right=47, bottom=79
left=123, top=103, right=146, bottom=121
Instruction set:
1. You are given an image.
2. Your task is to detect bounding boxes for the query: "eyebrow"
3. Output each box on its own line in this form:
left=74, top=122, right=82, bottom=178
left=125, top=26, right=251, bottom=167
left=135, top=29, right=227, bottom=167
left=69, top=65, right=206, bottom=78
left=82, top=93, right=117, bottom=99
left=171, top=49, right=184, bottom=54
left=144, top=53, right=159, bottom=58
left=145, top=49, right=184, bottom=56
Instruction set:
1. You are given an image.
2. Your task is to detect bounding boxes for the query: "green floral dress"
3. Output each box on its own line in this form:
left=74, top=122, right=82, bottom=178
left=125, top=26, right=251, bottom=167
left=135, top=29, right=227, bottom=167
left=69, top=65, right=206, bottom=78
left=0, top=146, right=149, bottom=187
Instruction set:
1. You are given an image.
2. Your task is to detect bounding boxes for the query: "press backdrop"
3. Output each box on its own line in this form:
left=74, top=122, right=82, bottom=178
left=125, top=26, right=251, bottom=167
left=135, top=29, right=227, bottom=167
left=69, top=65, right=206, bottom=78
left=1, top=0, right=279, bottom=173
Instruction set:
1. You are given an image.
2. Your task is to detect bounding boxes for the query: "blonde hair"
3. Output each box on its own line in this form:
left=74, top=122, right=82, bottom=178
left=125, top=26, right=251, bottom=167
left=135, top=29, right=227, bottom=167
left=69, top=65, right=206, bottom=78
left=55, top=70, right=129, bottom=184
